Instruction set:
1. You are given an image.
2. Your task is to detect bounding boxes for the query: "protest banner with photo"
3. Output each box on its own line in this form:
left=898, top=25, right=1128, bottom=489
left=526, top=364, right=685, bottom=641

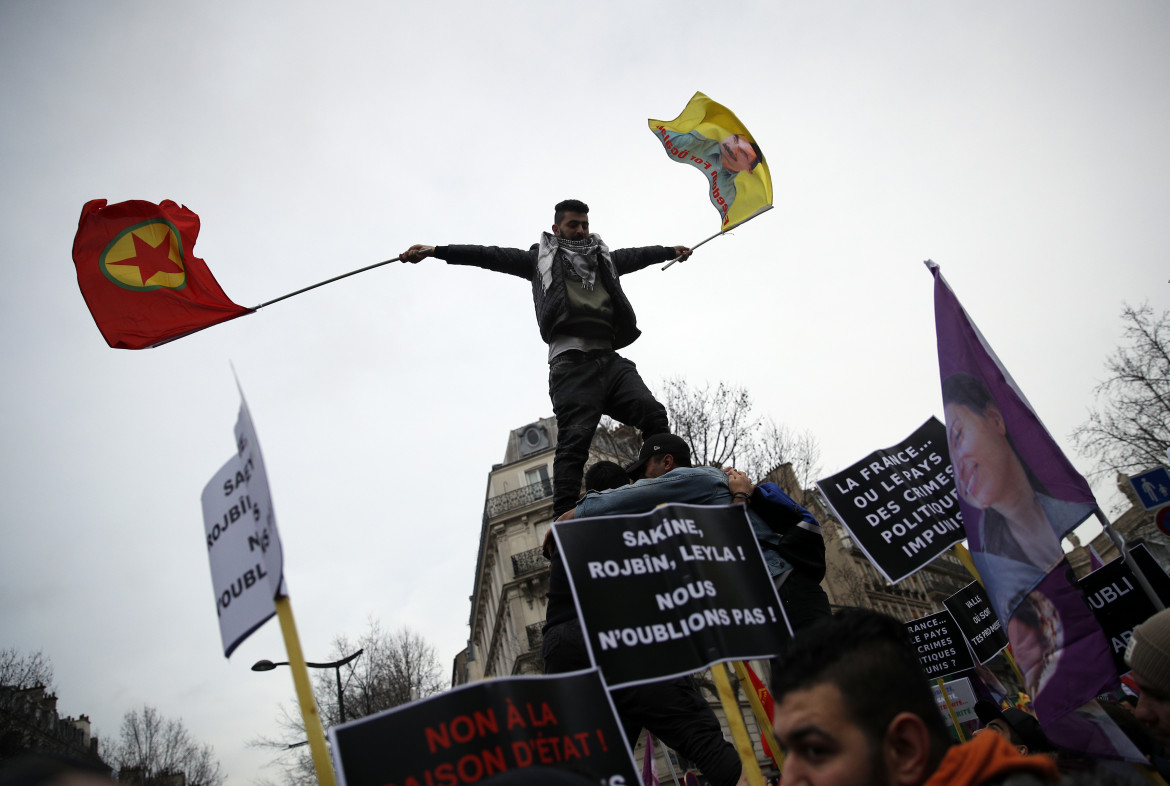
left=930, top=262, right=1118, bottom=750
left=201, top=390, right=285, bottom=657
left=1080, top=544, right=1170, bottom=673
left=552, top=503, right=790, bottom=689
left=905, top=611, right=975, bottom=681
left=944, top=581, right=1008, bottom=664
left=817, top=418, right=964, bottom=583
left=329, top=669, right=636, bottom=786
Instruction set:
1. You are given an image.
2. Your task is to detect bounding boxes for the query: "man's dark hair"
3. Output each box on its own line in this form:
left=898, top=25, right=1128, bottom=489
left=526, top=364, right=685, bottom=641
left=584, top=460, right=629, bottom=492
left=772, top=608, right=952, bottom=769
left=554, top=199, right=589, bottom=225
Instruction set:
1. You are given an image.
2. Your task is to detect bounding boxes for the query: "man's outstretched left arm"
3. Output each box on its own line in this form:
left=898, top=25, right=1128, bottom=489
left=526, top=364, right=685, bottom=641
left=612, top=245, right=692, bottom=275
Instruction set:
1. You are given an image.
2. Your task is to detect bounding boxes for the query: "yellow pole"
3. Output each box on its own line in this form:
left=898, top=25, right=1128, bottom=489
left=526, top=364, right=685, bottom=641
left=952, top=543, right=980, bottom=582
left=730, top=661, right=783, bottom=769
left=274, top=595, right=337, bottom=786
left=711, top=663, right=765, bottom=786
left=935, top=677, right=966, bottom=742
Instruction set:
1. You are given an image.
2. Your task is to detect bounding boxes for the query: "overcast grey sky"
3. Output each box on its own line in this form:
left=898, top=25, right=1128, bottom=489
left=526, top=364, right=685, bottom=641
left=2, top=1, right=1168, bottom=783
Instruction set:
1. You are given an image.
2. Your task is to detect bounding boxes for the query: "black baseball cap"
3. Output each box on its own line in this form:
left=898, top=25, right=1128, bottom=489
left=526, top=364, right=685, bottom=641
left=626, top=433, right=691, bottom=479
left=974, top=700, right=1052, bottom=752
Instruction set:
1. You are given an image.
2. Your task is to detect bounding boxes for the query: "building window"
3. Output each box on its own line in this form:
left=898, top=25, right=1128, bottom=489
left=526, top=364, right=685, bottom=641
left=525, top=465, right=552, bottom=497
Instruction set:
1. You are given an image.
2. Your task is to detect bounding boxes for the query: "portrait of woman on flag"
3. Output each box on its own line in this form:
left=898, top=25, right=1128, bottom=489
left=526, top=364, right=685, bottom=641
left=941, top=372, right=1095, bottom=621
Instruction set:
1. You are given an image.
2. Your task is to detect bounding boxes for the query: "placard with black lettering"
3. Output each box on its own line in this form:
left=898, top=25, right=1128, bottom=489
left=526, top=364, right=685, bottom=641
left=905, top=610, right=975, bottom=680
left=552, top=503, right=790, bottom=689
left=1079, top=544, right=1170, bottom=673
left=944, top=581, right=1008, bottom=664
left=329, top=669, right=636, bottom=786
left=817, top=418, right=964, bottom=584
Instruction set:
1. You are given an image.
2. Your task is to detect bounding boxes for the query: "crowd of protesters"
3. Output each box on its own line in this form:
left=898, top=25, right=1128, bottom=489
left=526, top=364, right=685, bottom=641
left=531, top=429, right=1170, bottom=786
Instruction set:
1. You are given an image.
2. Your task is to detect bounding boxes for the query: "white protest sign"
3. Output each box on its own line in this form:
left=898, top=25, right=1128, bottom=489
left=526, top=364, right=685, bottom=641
left=201, top=389, right=285, bottom=657
left=931, top=677, right=977, bottom=727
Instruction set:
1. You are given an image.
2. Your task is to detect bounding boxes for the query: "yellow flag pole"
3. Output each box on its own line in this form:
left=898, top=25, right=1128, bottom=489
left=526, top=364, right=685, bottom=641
left=936, top=677, right=967, bottom=742
left=730, top=661, right=783, bottom=770
left=711, top=663, right=765, bottom=786
left=661, top=205, right=774, bottom=270
left=274, top=595, right=337, bottom=786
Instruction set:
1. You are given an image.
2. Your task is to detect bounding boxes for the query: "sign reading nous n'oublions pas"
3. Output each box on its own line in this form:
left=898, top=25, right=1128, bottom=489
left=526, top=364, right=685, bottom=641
left=200, top=386, right=285, bottom=657
left=553, top=503, right=790, bottom=689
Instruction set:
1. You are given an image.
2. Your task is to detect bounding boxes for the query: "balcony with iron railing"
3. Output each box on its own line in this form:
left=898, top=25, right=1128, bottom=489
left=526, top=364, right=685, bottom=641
left=526, top=622, right=544, bottom=652
left=512, top=547, right=550, bottom=578
left=486, top=479, right=554, bottom=518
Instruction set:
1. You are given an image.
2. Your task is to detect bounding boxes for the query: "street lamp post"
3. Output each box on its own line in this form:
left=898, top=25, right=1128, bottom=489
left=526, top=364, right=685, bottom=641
left=252, top=649, right=364, bottom=723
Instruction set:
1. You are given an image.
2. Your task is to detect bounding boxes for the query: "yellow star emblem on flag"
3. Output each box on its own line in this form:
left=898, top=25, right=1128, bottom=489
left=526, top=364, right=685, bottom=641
left=100, top=219, right=187, bottom=291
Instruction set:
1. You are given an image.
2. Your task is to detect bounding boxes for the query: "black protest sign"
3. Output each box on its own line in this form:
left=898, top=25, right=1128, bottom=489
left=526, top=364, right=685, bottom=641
left=817, top=418, right=964, bottom=583
left=1080, top=544, right=1170, bottom=673
left=330, top=669, right=636, bottom=786
left=944, top=581, right=1008, bottom=664
left=553, top=503, right=790, bottom=689
left=905, top=610, right=975, bottom=681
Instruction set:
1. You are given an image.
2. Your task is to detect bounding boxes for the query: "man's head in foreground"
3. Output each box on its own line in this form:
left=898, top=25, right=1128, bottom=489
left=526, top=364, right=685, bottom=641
left=625, top=433, right=692, bottom=481
left=973, top=701, right=1052, bottom=756
left=771, top=608, right=951, bottom=786
left=1126, top=607, right=1170, bottom=745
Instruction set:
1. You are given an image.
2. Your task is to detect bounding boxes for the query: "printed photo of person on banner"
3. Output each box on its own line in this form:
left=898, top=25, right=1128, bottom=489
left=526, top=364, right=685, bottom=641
left=929, top=261, right=1136, bottom=760
left=941, top=372, right=1095, bottom=620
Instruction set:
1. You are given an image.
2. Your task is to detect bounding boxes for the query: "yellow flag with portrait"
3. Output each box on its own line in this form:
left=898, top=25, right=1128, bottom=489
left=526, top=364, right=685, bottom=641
left=648, top=92, right=772, bottom=231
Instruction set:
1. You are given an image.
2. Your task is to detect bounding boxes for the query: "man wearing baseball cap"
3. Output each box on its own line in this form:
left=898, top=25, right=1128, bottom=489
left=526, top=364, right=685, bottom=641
left=975, top=700, right=1055, bottom=755
left=1126, top=607, right=1170, bottom=745
left=559, top=433, right=833, bottom=631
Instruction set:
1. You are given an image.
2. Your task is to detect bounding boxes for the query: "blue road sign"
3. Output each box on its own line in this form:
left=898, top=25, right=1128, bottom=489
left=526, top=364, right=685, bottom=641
left=1130, top=467, right=1170, bottom=511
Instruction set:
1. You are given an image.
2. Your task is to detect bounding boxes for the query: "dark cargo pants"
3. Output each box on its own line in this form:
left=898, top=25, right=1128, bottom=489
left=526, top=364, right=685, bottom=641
left=548, top=349, right=669, bottom=517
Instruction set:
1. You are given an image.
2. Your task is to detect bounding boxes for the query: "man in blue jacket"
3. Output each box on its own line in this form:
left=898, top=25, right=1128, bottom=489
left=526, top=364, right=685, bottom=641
left=401, top=199, right=690, bottom=517
left=560, top=434, right=830, bottom=632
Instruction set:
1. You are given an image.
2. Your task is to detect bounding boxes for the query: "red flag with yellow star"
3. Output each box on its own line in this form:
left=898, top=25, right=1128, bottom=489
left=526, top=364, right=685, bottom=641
left=72, top=199, right=253, bottom=349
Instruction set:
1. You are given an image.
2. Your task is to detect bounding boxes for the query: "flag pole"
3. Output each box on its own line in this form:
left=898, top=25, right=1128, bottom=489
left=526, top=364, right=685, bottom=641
left=936, top=678, right=967, bottom=742
left=274, top=594, right=337, bottom=786
left=661, top=205, right=773, bottom=270
left=657, top=735, right=684, bottom=786
left=731, top=661, right=783, bottom=770
left=710, top=663, right=765, bottom=786
left=251, top=256, right=404, bottom=311
left=1096, top=510, right=1165, bottom=611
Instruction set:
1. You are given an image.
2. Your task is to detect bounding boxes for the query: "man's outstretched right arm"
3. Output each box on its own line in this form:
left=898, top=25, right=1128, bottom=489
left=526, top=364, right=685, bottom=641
left=399, top=243, right=534, bottom=279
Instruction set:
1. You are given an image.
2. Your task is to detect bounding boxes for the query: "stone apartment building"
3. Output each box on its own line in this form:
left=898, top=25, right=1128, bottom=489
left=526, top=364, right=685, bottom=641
left=0, top=684, right=108, bottom=772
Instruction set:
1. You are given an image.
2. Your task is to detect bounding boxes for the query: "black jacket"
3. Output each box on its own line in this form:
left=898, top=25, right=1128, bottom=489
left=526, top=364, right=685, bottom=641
left=434, top=242, right=671, bottom=350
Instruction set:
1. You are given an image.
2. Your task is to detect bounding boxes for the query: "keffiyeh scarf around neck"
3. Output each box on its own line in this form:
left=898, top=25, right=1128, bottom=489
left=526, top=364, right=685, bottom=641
left=537, top=233, right=609, bottom=292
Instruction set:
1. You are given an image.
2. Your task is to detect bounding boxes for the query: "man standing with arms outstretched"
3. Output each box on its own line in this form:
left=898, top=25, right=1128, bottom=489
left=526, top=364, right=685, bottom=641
left=401, top=199, right=690, bottom=517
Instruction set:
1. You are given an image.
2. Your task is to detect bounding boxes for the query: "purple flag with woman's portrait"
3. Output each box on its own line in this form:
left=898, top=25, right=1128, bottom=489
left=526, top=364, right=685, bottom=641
left=928, top=261, right=1133, bottom=759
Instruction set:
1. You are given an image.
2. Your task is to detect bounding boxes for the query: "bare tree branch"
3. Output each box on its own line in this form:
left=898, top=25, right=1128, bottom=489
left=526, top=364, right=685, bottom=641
left=656, top=378, right=822, bottom=485
left=250, top=620, right=445, bottom=786
left=1072, top=303, right=1170, bottom=483
left=0, top=648, right=55, bottom=691
left=107, top=704, right=224, bottom=786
